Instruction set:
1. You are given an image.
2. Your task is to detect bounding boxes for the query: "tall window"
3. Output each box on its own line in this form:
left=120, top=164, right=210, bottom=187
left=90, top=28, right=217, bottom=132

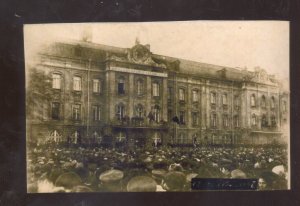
left=211, top=113, right=217, bottom=127
left=192, top=90, right=199, bottom=102
left=152, top=82, right=160, bottom=97
left=93, top=79, right=101, bottom=93
left=72, top=104, right=81, bottom=120
left=223, top=114, right=229, bottom=127
left=52, top=102, right=60, bottom=120
left=211, top=92, right=216, bottom=104
left=179, top=111, right=186, bottom=124
left=251, top=114, right=256, bottom=126
left=261, top=95, right=266, bottom=108
left=136, top=104, right=144, bottom=118
left=137, top=79, right=143, bottom=95
left=261, top=114, right=267, bottom=128
left=271, top=96, right=275, bottom=109
left=153, top=105, right=160, bottom=122
left=250, top=94, right=256, bottom=107
left=73, top=76, right=82, bottom=91
left=52, top=73, right=62, bottom=89
left=168, top=110, right=172, bottom=122
left=271, top=115, right=277, bottom=127
left=179, top=88, right=185, bottom=101
left=168, top=87, right=172, bottom=100
left=192, top=112, right=198, bottom=125
left=233, top=115, right=239, bottom=127
left=118, top=77, right=125, bottom=94
left=116, top=103, right=125, bottom=120
left=282, top=100, right=287, bottom=112
left=92, top=106, right=101, bottom=121
left=234, top=95, right=240, bottom=108
left=222, top=94, right=228, bottom=105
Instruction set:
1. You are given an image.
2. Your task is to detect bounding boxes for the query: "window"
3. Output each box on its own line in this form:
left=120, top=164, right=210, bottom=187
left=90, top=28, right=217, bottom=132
left=152, top=82, right=160, bottom=97
left=72, top=104, right=81, bottom=120
left=192, top=112, right=198, bottom=125
left=137, top=79, right=143, bottom=95
left=211, top=113, right=217, bottom=127
left=223, top=114, right=229, bottom=127
left=271, top=96, right=275, bottom=109
left=222, top=94, right=227, bottom=105
left=168, top=87, right=172, bottom=100
left=271, top=115, right=276, bottom=127
left=92, top=106, right=101, bottom=121
left=250, top=94, right=256, bottom=107
left=153, top=105, right=160, bottom=122
left=234, top=95, right=240, bottom=108
left=118, top=77, right=125, bottom=94
left=168, top=110, right=172, bottom=122
left=251, top=114, right=256, bottom=126
left=179, top=88, right=185, bottom=101
left=211, top=92, right=216, bottom=104
left=136, top=104, right=144, bottom=118
left=52, top=73, right=62, bottom=89
left=73, top=76, right=82, bottom=91
left=192, top=90, right=199, bottom=102
left=116, top=103, right=125, bottom=120
left=261, top=114, right=267, bottom=128
left=261, top=95, right=266, bottom=108
left=93, top=79, right=101, bottom=93
left=282, top=100, right=287, bottom=112
left=233, top=115, right=239, bottom=127
left=179, top=111, right=185, bottom=124
left=52, top=102, right=60, bottom=120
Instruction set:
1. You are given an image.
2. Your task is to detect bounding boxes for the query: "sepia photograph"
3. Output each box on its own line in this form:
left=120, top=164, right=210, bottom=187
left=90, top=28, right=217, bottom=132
left=24, top=21, right=290, bottom=193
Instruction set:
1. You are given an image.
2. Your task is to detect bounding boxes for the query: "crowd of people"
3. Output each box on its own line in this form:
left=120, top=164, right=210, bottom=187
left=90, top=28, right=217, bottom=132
left=27, top=142, right=288, bottom=192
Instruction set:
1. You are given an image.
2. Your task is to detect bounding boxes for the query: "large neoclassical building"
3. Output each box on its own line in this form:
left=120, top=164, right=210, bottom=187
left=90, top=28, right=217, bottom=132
left=26, top=39, right=289, bottom=146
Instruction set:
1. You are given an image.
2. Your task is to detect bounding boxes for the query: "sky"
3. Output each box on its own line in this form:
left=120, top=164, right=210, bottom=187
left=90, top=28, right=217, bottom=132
left=24, top=21, right=289, bottom=81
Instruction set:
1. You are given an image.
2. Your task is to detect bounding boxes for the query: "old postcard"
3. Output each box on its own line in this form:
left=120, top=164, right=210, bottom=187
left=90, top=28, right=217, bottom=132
left=24, top=21, right=289, bottom=192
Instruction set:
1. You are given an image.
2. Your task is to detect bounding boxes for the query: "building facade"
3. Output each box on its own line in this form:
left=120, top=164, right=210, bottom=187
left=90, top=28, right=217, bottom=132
left=26, top=39, right=289, bottom=146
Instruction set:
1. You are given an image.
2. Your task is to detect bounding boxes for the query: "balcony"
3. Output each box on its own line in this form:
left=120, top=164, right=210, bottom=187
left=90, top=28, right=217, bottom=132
left=111, top=117, right=168, bottom=129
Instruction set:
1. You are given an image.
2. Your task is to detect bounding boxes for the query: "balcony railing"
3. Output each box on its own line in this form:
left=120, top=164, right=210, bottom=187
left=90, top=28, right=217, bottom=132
left=111, top=117, right=168, bottom=128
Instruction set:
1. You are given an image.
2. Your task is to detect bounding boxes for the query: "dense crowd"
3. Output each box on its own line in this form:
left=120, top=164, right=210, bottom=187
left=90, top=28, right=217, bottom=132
left=27, top=143, right=288, bottom=192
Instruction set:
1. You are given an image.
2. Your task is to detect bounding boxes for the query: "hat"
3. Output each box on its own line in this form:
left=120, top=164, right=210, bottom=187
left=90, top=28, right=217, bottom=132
left=163, top=171, right=186, bottom=191
left=127, top=176, right=157, bottom=192
left=186, top=173, right=198, bottom=183
left=72, top=185, right=93, bottom=192
left=55, top=172, right=82, bottom=189
left=231, top=169, right=247, bottom=179
left=168, top=163, right=184, bottom=172
left=99, top=169, right=124, bottom=183
left=272, top=165, right=285, bottom=176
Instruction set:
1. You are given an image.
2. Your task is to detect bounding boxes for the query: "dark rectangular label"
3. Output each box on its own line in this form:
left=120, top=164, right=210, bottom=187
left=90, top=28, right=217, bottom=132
left=191, top=178, right=258, bottom=190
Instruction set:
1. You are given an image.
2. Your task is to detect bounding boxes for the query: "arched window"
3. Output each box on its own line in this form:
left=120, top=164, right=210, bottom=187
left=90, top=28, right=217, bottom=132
left=137, top=79, right=143, bottom=95
left=73, top=76, right=82, bottom=91
left=152, top=82, right=160, bottom=97
left=251, top=94, right=256, bottom=107
left=271, top=96, right=275, bottom=109
left=261, top=95, right=266, bottom=108
left=118, top=77, right=125, bottom=94
left=153, top=105, right=160, bottom=122
left=52, top=73, right=62, bottom=89
left=271, top=115, right=276, bottom=127
left=116, top=103, right=125, bottom=120
left=192, top=90, right=199, bottom=102
left=261, top=114, right=267, bottom=127
left=251, top=114, right=257, bottom=126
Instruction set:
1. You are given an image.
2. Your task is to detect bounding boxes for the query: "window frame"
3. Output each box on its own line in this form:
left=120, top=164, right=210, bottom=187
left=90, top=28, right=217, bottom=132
left=52, top=73, right=62, bottom=89
left=72, top=104, right=81, bottom=121
left=73, top=76, right=82, bottom=91
left=92, top=79, right=101, bottom=94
